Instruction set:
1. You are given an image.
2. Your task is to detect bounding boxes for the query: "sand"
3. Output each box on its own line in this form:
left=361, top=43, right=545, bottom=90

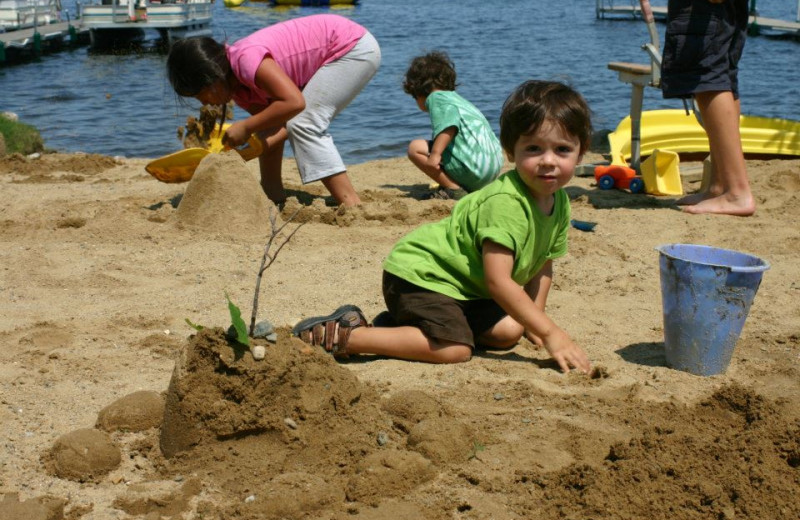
left=0, top=149, right=798, bottom=520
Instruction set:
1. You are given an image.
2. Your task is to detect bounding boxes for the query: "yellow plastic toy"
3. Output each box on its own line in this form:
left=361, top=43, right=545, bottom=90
left=145, top=124, right=263, bottom=183
left=640, top=149, right=683, bottom=196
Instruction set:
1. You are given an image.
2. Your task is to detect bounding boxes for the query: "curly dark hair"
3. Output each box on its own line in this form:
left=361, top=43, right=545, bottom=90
left=402, top=51, right=458, bottom=99
left=167, top=37, right=232, bottom=98
left=499, top=80, right=593, bottom=156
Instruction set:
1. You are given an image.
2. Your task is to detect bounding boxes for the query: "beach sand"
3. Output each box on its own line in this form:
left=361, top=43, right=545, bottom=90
left=0, top=150, right=798, bottom=519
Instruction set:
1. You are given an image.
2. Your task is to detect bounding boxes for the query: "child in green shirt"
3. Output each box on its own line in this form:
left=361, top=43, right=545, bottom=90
left=403, top=51, right=504, bottom=198
left=293, top=80, right=591, bottom=373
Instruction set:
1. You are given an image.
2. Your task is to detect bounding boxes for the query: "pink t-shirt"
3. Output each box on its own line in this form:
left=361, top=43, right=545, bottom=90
left=226, top=14, right=367, bottom=110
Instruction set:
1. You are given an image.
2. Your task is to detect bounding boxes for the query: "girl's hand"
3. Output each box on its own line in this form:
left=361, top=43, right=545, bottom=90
left=542, top=328, right=591, bottom=374
left=222, top=121, right=251, bottom=149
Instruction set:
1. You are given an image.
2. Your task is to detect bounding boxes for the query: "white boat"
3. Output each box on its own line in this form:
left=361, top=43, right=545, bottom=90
left=0, top=0, right=61, bottom=31
left=79, top=0, right=212, bottom=48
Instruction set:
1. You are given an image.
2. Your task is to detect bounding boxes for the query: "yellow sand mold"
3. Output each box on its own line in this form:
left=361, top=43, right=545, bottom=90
left=641, top=149, right=683, bottom=196
left=145, top=125, right=263, bottom=183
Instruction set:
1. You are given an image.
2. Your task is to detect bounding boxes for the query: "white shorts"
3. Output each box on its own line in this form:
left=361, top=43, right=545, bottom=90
left=287, top=32, right=381, bottom=184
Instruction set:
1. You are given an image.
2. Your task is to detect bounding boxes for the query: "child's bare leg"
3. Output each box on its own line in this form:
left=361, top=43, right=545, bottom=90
left=477, top=315, right=524, bottom=350
left=321, top=171, right=361, bottom=207
left=346, top=325, right=473, bottom=363
left=407, top=139, right=460, bottom=189
left=681, top=91, right=755, bottom=216
left=259, top=130, right=288, bottom=205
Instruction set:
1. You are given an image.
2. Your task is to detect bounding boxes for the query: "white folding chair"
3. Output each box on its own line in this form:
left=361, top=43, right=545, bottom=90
left=606, top=0, right=701, bottom=171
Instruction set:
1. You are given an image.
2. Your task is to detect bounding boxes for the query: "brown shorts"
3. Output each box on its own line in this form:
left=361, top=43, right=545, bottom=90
left=381, top=271, right=508, bottom=347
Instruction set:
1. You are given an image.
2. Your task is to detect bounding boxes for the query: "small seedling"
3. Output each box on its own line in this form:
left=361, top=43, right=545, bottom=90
left=226, top=292, right=249, bottom=346
left=184, top=205, right=303, bottom=358
left=248, top=206, right=303, bottom=336
left=185, top=318, right=204, bottom=331
left=468, top=441, right=486, bottom=461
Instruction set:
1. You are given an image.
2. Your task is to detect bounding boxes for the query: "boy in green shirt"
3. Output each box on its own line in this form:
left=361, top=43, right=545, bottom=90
left=403, top=51, right=504, bottom=198
left=293, top=80, right=591, bottom=373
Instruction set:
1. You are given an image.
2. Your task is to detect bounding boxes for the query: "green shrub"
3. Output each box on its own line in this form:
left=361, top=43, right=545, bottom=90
left=0, top=115, right=44, bottom=155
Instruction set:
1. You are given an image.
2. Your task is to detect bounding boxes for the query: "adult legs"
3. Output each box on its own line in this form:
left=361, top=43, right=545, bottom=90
left=679, top=90, right=755, bottom=216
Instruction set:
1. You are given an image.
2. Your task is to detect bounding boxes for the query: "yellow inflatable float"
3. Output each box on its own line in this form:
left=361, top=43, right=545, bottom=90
left=269, top=0, right=358, bottom=5
left=608, top=109, right=800, bottom=164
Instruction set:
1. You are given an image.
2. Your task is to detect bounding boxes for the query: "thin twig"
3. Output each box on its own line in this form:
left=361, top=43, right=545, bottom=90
left=249, top=206, right=304, bottom=335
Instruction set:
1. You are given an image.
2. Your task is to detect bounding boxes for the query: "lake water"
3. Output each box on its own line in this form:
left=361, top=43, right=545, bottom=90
left=1, top=0, right=798, bottom=163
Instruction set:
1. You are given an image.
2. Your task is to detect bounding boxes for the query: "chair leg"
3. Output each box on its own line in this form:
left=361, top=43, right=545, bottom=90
left=629, top=83, right=645, bottom=172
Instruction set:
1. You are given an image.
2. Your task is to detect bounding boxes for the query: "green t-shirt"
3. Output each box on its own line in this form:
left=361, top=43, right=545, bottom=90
left=426, top=90, right=504, bottom=192
left=383, top=169, right=571, bottom=300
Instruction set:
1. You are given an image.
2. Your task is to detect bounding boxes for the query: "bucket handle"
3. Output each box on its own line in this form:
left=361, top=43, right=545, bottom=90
left=655, top=246, right=770, bottom=274
left=730, top=262, right=770, bottom=274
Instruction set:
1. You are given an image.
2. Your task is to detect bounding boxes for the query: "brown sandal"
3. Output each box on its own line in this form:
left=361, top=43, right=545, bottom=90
left=293, top=305, right=368, bottom=358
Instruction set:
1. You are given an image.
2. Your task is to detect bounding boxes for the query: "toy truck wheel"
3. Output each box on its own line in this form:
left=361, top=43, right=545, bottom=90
left=629, top=178, right=645, bottom=193
left=598, top=175, right=615, bottom=190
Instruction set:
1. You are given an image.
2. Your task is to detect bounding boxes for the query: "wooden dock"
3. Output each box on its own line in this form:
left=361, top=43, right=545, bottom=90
left=748, top=14, right=800, bottom=37
left=0, top=20, right=90, bottom=63
left=596, top=2, right=667, bottom=20
left=596, top=1, right=800, bottom=38
left=1, top=0, right=212, bottom=63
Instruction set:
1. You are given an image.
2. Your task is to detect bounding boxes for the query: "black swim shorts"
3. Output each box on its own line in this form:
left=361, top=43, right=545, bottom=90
left=661, top=0, right=748, bottom=99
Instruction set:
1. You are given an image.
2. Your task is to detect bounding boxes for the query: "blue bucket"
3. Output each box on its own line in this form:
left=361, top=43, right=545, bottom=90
left=656, top=244, right=769, bottom=376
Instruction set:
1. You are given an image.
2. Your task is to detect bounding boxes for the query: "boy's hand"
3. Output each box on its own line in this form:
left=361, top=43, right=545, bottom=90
left=542, top=328, right=591, bottom=374
left=524, top=329, right=544, bottom=349
left=426, top=152, right=443, bottom=172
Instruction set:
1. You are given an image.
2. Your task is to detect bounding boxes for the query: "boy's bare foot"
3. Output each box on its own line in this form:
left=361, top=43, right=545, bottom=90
left=681, top=193, right=755, bottom=216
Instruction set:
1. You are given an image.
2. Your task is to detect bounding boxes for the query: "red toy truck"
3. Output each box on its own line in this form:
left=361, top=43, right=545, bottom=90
left=594, top=165, right=644, bottom=194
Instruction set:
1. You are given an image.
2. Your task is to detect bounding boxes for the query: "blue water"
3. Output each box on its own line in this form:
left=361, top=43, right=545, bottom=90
left=1, top=0, right=798, bottom=162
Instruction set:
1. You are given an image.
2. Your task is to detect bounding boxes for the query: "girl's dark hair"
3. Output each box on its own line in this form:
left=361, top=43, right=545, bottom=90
left=499, top=80, right=593, bottom=156
left=167, top=37, right=232, bottom=97
left=402, top=51, right=458, bottom=99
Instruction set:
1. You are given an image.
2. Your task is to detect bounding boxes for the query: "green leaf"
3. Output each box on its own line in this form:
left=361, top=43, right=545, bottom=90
left=185, top=318, right=204, bottom=331
left=468, top=441, right=486, bottom=460
left=226, top=293, right=250, bottom=347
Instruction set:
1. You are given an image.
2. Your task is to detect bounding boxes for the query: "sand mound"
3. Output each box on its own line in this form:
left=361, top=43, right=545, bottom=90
left=95, top=390, right=165, bottom=433
left=518, top=384, right=800, bottom=518
left=44, top=428, right=121, bottom=482
left=160, top=327, right=385, bottom=459
left=157, top=328, right=482, bottom=518
left=172, top=152, right=274, bottom=238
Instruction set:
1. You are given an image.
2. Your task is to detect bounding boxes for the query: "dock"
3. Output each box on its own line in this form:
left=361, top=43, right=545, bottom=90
left=79, top=0, right=212, bottom=49
left=596, top=1, right=800, bottom=38
left=1, top=0, right=212, bottom=64
left=596, top=1, right=667, bottom=20
left=0, top=20, right=89, bottom=63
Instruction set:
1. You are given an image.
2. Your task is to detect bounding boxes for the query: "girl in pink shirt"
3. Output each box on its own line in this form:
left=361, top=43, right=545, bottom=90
left=167, top=14, right=381, bottom=207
